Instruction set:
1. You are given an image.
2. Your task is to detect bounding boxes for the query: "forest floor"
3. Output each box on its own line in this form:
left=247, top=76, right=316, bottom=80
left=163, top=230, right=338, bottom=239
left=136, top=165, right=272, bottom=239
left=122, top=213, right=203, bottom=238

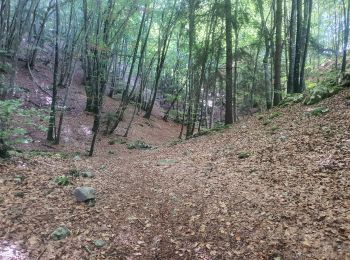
left=0, top=64, right=350, bottom=259
left=14, top=60, right=182, bottom=153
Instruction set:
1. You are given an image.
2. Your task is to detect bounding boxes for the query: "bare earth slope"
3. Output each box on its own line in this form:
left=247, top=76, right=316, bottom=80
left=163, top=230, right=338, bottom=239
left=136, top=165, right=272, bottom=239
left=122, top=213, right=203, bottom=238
left=15, top=61, right=182, bottom=153
left=0, top=88, right=349, bottom=259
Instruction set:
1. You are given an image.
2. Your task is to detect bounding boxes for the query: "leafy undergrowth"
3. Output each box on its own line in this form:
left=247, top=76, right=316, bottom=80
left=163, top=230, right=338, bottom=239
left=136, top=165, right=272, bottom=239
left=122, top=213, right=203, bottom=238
left=0, top=89, right=350, bottom=259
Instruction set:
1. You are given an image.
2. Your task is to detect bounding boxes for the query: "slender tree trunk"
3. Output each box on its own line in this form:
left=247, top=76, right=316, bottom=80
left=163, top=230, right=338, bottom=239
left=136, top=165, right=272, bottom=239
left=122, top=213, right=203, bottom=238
left=257, top=0, right=272, bottom=109
left=287, top=0, right=297, bottom=93
left=224, top=0, right=233, bottom=125
left=185, top=0, right=195, bottom=136
left=299, top=0, right=312, bottom=90
left=144, top=2, right=177, bottom=119
left=293, top=0, right=303, bottom=93
left=273, top=0, right=283, bottom=105
left=342, top=0, right=350, bottom=72
left=47, top=0, right=60, bottom=141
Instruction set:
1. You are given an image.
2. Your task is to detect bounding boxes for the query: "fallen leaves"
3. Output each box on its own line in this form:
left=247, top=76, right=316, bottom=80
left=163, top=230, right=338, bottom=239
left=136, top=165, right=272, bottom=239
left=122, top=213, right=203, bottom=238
left=1, top=89, right=350, bottom=259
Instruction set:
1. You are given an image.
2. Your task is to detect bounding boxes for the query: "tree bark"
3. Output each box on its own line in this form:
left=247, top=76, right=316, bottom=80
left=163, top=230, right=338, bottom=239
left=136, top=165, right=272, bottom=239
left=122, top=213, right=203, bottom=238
left=224, top=0, right=233, bottom=125
left=47, top=0, right=60, bottom=141
left=273, top=0, right=283, bottom=105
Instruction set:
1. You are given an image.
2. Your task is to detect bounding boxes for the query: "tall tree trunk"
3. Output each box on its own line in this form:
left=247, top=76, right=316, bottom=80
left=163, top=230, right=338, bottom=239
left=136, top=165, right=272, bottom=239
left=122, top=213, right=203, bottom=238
left=287, top=0, right=297, bottom=93
left=273, top=0, right=283, bottom=105
left=299, top=0, right=312, bottom=90
left=144, top=1, right=177, bottom=119
left=293, top=0, right=303, bottom=93
left=342, top=0, right=350, bottom=72
left=47, top=0, right=60, bottom=141
left=185, top=0, right=195, bottom=136
left=257, top=0, right=272, bottom=109
left=224, top=0, right=233, bottom=125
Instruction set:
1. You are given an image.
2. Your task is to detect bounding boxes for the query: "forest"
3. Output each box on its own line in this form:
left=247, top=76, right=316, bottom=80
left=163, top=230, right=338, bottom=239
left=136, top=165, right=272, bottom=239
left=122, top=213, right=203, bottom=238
left=0, top=0, right=349, bottom=259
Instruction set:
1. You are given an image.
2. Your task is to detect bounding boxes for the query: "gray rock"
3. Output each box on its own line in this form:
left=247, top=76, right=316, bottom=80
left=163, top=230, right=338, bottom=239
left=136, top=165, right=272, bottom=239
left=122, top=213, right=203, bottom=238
left=82, top=171, right=95, bottom=178
left=279, top=135, right=288, bottom=142
left=94, top=239, right=106, bottom=248
left=74, top=187, right=96, bottom=202
left=14, top=176, right=23, bottom=184
left=50, top=226, right=71, bottom=240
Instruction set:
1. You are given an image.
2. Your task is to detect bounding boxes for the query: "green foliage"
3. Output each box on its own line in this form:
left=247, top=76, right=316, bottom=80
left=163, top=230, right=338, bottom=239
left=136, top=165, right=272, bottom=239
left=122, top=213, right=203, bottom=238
left=67, top=169, right=80, bottom=177
left=127, top=140, right=153, bottom=150
left=280, top=93, right=304, bottom=107
left=23, top=150, right=70, bottom=158
left=304, top=71, right=342, bottom=105
left=262, top=120, right=271, bottom=126
left=168, top=109, right=184, bottom=124
left=310, top=107, right=329, bottom=116
left=168, top=139, right=183, bottom=146
left=238, top=152, right=250, bottom=159
left=191, top=123, right=230, bottom=138
left=0, top=75, right=5, bottom=97
left=304, top=84, right=342, bottom=105
left=54, top=175, right=70, bottom=186
left=0, top=99, right=47, bottom=157
left=0, top=62, right=11, bottom=73
left=268, top=112, right=281, bottom=119
left=306, top=81, right=317, bottom=89
left=270, top=125, right=279, bottom=133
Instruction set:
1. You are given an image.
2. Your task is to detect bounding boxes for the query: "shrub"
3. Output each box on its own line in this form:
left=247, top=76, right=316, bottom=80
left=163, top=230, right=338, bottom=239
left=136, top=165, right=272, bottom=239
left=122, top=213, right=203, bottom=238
left=127, top=140, right=153, bottom=150
left=270, top=125, right=280, bottom=133
left=54, top=175, right=70, bottom=186
left=280, top=93, right=304, bottom=107
left=238, top=152, right=250, bottom=159
left=0, top=62, right=11, bottom=73
left=268, top=112, right=281, bottom=119
left=310, top=107, right=329, bottom=116
left=0, top=99, right=47, bottom=158
left=304, top=84, right=342, bottom=105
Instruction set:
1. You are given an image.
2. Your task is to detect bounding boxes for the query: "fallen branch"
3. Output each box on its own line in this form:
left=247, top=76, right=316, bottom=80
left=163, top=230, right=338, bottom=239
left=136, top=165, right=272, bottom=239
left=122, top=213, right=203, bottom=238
left=36, top=247, right=47, bottom=260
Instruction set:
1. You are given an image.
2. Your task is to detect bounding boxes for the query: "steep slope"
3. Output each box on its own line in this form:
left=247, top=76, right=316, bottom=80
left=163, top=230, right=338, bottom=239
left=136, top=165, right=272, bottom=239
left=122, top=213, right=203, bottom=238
left=0, top=88, right=349, bottom=259
left=12, top=61, right=182, bottom=154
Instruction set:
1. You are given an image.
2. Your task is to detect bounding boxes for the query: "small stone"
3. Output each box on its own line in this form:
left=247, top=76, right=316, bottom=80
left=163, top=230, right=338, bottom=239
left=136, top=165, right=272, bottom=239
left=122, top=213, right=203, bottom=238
left=50, top=226, right=71, bottom=240
left=14, top=191, right=24, bottom=198
left=82, top=171, right=95, bottom=178
left=14, top=176, right=24, bottom=184
left=94, top=239, right=106, bottom=248
left=73, top=155, right=81, bottom=161
left=279, top=135, right=288, bottom=142
left=74, top=187, right=96, bottom=202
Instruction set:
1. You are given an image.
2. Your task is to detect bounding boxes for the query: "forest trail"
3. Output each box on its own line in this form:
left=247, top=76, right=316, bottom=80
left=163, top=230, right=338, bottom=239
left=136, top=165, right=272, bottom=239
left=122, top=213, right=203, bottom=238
left=1, top=87, right=349, bottom=259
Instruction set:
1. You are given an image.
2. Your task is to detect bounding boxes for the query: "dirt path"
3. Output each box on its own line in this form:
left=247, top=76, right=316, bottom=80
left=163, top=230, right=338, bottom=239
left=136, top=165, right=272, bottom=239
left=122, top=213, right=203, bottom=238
left=1, top=89, right=349, bottom=259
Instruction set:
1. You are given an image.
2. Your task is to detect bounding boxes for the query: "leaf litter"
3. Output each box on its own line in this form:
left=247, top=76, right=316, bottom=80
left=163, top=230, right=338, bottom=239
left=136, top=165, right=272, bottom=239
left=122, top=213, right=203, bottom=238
left=0, top=88, right=349, bottom=259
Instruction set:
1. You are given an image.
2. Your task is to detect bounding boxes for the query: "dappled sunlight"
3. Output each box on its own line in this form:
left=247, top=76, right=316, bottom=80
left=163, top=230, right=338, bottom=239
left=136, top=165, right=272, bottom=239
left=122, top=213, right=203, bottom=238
left=81, top=125, right=92, bottom=136
left=0, top=241, right=27, bottom=260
